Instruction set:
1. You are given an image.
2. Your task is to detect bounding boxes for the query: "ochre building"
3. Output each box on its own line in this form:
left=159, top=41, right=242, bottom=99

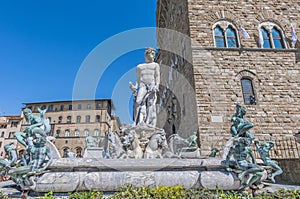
left=21, top=99, right=120, bottom=157
left=0, top=115, right=22, bottom=158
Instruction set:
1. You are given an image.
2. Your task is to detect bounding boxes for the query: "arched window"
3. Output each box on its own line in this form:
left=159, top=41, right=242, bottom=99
left=84, top=129, right=89, bottom=136
left=95, top=115, right=100, bottom=123
left=76, top=116, right=81, bottom=123
left=259, top=22, right=286, bottom=49
left=213, top=21, right=239, bottom=48
left=65, top=129, right=70, bottom=137
left=214, top=26, right=225, bottom=47
left=48, top=105, right=54, bottom=112
left=67, top=116, right=72, bottom=123
left=75, top=147, right=83, bottom=158
left=272, top=28, right=284, bottom=48
left=241, top=78, right=256, bottom=105
left=58, top=116, right=63, bottom=124
left=96, top=103, right=102, bottom=109
left=41, top=105, right=47, bottom=110
left=75, top=129, right=80, bottom=137
left=262, top=27, right=271, bottom=48
left=226, top=26, right=238, bottom=48
left=86, top=115, right=90, bottom=123
left=62, top=147, right=70, bottom=158
left=94, top=129, right=99, bottom=136
left=56, top=129, right=61, bottom=137
left=1, top=131, right=4, bottom=137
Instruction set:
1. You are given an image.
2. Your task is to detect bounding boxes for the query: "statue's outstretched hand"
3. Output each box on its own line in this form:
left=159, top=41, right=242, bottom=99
left=129, top=82, right=137, bottom=95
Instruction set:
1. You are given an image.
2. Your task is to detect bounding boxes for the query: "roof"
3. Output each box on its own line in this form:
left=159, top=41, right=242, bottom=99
left=0, top=115, right=22, bottom=120
left=23, top=98, right=115, bottom=110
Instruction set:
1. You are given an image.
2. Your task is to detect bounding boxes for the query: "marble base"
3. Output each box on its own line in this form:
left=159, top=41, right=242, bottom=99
left=30, top=158, right=241, bottom=192
left=83, top=147, right=105, bottom=158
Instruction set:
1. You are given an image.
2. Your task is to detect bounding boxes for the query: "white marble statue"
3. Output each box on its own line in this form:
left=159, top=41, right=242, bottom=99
left=130, top=47, right=160, bottom=126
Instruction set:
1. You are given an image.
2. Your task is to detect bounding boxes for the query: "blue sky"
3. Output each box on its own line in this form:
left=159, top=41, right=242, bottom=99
left=0, top=1, right=157, bottom=124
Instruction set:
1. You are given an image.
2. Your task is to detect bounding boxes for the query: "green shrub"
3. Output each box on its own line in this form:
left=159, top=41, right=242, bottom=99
left=39, top=191, right=55, bottom=199
left=264, top=189, right=300, bottom=199
left=0, top=190, right=9, bottom=199
left=31, top=186, right=300, bottom=199
left=68, top=190, right=103, bottom=199
left=108, top=185, right=216, bottom=199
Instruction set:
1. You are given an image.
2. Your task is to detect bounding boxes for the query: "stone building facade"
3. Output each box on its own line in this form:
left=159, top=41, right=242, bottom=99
left=156, top=0, right=300, bottom=158
left=21, top=99, right=120, bottom=157
left=0, top=115, right=22, bottom=158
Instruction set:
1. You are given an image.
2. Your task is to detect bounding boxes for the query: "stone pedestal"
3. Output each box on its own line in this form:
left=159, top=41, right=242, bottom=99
left=30, top=158, right=241, bottom=192
left=83, top=147, right=105, bottom=158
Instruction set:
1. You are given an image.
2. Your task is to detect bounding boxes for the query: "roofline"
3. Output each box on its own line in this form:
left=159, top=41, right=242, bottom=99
left=0, top=115, right=22, bottom=119
left=22, top=98, right=115, bottom=110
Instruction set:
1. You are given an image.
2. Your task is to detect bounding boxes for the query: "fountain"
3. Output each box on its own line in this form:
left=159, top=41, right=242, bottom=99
left=0, top=48, right=282, bottom=194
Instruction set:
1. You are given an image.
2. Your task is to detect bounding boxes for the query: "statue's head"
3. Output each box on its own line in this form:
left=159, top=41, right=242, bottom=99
left=23, top=108, right=32, bottom=114
left=240, top=107, right=247, bottom=115
left=23, top=108, right=32, bottom=121
left=144, top=47, right=156, bottom=62
left=261, top=142, right=270, bottom=148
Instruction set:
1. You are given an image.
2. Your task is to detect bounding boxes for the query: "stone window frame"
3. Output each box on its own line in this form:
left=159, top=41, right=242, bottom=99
left=65, top=129, right=70, bottom=137
left=84, top=129, right=89, bottom=136
left=56, top=129, right=61, bottom=137
left=74, top=129, right=80, bottom=137
left=259, top=22, right=287, bottom=49
left=67, top=116, right=72, bottom=123
left=236, top=70, right=258, bottom=106
left=95, top=115, right=101, bottom=123
left=94, top=129, right=99, bottom=136
left=96, top=103, right=102, bottom=109
left=87, top=104, right=92, bottom=110
left=76, top=116, right=81, bottom=123
left=75, top=147, right=83, bottom=157
left=48, top=105, right=54, bottom=112
left=58, top=116, right=63, bottom=124
left=85, top=115, right=90, bottom=123
left=62, top=147, right=70, bottom=158
left=241, top=78, right=256, bottom=105
left=212, top=20, right=240, bottom=48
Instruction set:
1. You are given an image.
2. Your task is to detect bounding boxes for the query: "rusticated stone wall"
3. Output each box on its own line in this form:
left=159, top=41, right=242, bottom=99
left=157, top=0, right=300, bottom=157
left=156, top=0, right=198, bottom=139
left=187, top=0, right=299, bottom=49
left=193, top=48, right=300, bottom=157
